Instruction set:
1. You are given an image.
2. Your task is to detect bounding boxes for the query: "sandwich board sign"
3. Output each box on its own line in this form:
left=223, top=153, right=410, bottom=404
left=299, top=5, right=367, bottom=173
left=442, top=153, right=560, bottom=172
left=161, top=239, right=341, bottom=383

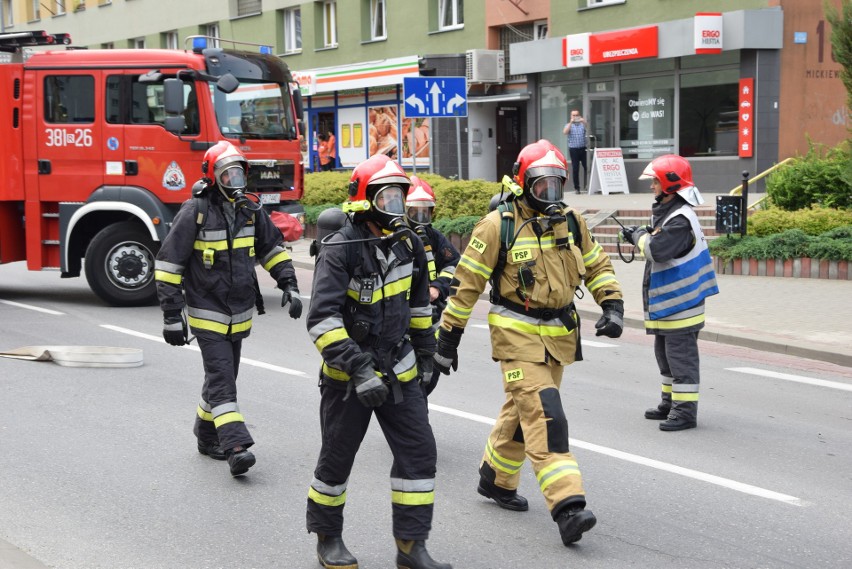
left=587, top=148, right=630, bottom=195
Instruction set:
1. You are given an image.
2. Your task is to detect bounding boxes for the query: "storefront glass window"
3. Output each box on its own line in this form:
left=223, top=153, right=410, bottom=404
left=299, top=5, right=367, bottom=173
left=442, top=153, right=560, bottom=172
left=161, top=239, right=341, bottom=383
left=542, top=68, right=584, bottom=83
left=681, top=50, right=740, bottom=69
left=679, top=68, right=739, bottom=157
left=541, top=84, right=583, bottom=157
left=589, top=64, right=616, bottom=78
left=619, top=75, right=674, bottom=159
left=620, top=58, right=675, bottom=75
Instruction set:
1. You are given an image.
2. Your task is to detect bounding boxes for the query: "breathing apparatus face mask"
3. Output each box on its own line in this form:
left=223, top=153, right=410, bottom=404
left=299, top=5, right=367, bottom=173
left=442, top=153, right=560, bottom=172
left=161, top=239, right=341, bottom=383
left=525, top=175, right=565, bottom=215
left=370, top=184, right=406, bottom=230
left=217, top=165, right=249, bottom=204
left=406, top=205, right=433, bottom=226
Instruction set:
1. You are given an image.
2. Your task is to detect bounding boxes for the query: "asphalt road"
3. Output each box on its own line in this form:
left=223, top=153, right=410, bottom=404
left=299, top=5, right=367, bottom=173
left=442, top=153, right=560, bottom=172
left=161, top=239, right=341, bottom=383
left=1, top=262, right=851, bottom=569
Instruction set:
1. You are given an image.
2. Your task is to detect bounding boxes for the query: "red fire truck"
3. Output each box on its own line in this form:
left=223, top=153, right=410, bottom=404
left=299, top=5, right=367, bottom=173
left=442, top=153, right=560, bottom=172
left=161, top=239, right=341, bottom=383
left=0, top=31, right=305, bottom=306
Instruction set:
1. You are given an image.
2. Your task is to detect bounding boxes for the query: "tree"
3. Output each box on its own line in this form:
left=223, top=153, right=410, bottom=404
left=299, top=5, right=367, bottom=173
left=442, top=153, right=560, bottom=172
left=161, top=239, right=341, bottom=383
left=825, top=0, right=852, bottom=114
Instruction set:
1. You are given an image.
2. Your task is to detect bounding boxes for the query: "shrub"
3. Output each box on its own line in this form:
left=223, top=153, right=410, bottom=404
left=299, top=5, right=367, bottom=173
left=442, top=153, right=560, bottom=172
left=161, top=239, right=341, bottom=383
left=304, top=203, right=339, bottom=225
left=433, top=216, right=481, bottom=237
left=432, top=178, right=501, bottom=220
left=302, top=171, right=350, bottom=206
left=709, top=227, right=852, bottom=261
left=748, top=207, right=852, bottom=237
left=766, top=143, right=852, bottom=211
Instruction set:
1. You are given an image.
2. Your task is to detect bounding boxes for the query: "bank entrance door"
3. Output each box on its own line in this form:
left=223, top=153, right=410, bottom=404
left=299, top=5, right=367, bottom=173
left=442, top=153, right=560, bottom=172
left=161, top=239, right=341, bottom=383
left=588, top=97, right=615, bottom=150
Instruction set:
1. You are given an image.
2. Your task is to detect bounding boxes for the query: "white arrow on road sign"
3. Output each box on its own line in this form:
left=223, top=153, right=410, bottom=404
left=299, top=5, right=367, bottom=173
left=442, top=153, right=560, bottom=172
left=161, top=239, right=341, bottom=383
left=429, top=82, right=443, bottom=115
left=446, top=93, right=465, bottom=114
left=405, top=94, right=425, bottom=114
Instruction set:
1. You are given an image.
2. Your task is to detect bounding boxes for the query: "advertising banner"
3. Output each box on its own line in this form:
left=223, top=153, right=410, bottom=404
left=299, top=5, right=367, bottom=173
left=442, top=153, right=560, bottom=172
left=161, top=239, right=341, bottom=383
left=738, top=78, right=754, bottom=158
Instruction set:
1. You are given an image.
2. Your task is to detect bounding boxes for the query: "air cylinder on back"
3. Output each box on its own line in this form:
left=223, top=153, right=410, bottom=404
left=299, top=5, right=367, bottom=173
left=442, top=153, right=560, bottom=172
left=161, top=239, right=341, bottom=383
left=309, top=207, right=348, bottom=257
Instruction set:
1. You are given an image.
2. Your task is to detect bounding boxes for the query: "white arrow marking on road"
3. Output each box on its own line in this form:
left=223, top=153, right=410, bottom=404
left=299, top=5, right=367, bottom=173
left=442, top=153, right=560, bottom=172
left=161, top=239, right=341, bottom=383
left=100, top=324, right=308, bottom=377
left=405, top=93, right=425, bottom=114
left=0, top=299, right=64, bottom=315
left=429, top=82, right=443, bottom=114
left=727, top=367, right=852, bottom=392
left=428, top=403, right=805, bottom=507
left=446, top=93, right=465, bottom=113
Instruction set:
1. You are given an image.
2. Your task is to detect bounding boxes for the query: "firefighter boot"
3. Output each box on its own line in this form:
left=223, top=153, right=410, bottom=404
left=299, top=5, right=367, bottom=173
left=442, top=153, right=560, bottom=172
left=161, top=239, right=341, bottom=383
left=197, top=440, right=227, bottom=460
left=644, top=403, right=670, bottom=420
left=316, top=534, right=358, bottom=569
left=226, top=446, right=256, bottom=476
left=556, top=507, right=597, bottom=546
left=395, top=539, right=452, bottom=569
left=477, top=477, right=529, bottom=511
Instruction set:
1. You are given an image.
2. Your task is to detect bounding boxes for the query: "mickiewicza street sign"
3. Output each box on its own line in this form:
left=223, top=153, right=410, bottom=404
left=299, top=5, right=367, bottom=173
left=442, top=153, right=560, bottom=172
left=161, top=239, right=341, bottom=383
left=403, top=77, right=468, bottom=118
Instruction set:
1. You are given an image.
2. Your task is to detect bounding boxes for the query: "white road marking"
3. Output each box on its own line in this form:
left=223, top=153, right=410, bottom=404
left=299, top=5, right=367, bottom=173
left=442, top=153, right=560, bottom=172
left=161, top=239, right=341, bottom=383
left=727, top=367, right=852, bottom=392
left=100, top=324, right=308, bottom=377
left=428, top=403, right=804, bottom=507
left=0, top=299, right=64, bottom=315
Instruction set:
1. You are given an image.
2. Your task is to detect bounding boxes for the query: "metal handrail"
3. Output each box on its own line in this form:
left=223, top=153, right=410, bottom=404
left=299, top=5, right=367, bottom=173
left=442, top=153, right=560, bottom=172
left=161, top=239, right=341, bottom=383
left=728, top=157, right=796, bottom=210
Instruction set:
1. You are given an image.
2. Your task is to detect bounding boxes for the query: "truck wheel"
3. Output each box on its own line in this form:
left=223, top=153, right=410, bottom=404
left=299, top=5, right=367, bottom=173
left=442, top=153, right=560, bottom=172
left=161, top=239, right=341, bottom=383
left=85, top=224, right=160, bottom=307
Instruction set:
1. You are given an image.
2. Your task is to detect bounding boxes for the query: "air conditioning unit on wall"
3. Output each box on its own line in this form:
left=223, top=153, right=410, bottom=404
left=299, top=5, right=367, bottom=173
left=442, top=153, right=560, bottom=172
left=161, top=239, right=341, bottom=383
left=466, top=49, right=505, bottom=84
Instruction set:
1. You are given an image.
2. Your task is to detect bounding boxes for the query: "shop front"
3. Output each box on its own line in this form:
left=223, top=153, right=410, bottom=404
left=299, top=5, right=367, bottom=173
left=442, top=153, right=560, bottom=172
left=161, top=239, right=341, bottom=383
left=512, top=9, right=784, bottom=192
left=293, top=56, right=433, bottom=173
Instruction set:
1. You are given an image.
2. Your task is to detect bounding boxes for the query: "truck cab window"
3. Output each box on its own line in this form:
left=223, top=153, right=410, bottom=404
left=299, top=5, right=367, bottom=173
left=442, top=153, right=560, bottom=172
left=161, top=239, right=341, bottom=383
left=104, top=75, right=199, bottom=135
left=44, top=75, right=95, bottom=123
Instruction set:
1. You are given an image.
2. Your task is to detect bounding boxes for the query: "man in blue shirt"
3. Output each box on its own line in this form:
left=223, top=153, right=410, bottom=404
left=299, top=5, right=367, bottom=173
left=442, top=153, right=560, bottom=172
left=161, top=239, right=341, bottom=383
left=562, top=109, right=588, bottom=194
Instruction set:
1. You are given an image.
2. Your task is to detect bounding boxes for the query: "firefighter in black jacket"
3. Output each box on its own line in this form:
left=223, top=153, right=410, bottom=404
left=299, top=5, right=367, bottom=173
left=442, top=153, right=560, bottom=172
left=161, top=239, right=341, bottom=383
left=306, top=155, right=450, bottom=569
left=405, top=175, right=460, bottom=396
left=155, top=141, right=301, bottom=477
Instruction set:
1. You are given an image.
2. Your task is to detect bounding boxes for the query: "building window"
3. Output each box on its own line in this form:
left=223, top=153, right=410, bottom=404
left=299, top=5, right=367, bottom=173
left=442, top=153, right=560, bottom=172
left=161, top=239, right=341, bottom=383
left=370, top=0, right=386, bottom=40
left=499, top=24, right=532, bottom=81
left=101, top=42, right=114, bottom=49
left=322, top=0, right=337, bottom=47
left=439, top=0, right=463, bottom=29
left=55, top=0, right=66, bottom=16
left=29, top=0, right=40, bottom=20
left=541, top=84, right=583, bottom=159
left=3, top=0, right=13, bottom=26
left=236, top=0, right=261, bottom=18
left=205, top=23, right=220, bottom=47
left=284, top=7, right=302, bottom=53
left=534, top=20, right=548, bottom=40
left=585, top=0, right=626, bottom=7
left=679, top=69, right=739, bottom=158
left=165, top=31, right=179, bottom=50
left=619, top=75, right=675, bottom=159
left=44, top=75, right=95, bottom=123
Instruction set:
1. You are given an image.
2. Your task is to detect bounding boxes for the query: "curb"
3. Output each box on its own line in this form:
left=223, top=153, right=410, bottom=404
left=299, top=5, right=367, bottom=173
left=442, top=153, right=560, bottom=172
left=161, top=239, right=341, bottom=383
left=0, top=538, right=50, bottom=569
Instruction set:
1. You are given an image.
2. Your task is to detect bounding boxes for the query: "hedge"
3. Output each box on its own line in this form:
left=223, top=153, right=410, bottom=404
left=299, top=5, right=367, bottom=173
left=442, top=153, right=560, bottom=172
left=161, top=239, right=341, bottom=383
left=747, top=207, right=852, bottom=237
left=709, top=226, right=852, bottom=261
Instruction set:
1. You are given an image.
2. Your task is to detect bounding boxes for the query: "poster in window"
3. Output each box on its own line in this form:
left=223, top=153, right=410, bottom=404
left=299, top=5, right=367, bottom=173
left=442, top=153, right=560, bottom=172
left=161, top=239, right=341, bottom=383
left=368, top=105, right=398, bottom=159
left=341, top=124, right=351, bottom=148
left=400, top=117, right=431, bottom=167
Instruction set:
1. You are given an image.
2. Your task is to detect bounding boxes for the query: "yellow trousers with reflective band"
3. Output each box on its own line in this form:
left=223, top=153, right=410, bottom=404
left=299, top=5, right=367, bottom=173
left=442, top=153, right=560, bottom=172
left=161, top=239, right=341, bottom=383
left=481, top=359, right=585, bottom=512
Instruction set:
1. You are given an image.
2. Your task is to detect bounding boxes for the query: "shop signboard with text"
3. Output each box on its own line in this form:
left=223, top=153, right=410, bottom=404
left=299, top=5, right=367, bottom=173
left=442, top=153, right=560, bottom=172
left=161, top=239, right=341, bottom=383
left=590, top=26, right=658, bottom=64
left=562, top=33, right=590, bottom=68
left=694, top=12, right=723, bottom=54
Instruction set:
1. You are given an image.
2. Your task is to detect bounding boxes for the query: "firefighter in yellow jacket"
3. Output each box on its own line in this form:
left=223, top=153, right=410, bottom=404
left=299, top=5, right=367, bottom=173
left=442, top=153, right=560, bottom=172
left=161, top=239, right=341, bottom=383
left=434, top=139, right=624, bottom=546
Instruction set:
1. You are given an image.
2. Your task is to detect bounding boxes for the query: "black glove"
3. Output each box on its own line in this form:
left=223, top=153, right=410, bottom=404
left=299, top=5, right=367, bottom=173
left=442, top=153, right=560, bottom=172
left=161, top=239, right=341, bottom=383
left=595, top=299, right=624, bottom=338
left=434, top=326, right=463, bottom=375
left=162, top=309, right=188, bottom=346
left=280, top=281, right=303, bottom=319
left=621, top=225, right=650, bottom=246
left=350, top=353, right=388, bottom=407
left=416, top=349, right=435, bottom=387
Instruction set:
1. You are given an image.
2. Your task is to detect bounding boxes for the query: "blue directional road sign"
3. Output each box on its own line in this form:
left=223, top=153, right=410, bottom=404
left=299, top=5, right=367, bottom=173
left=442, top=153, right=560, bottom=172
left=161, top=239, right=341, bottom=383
left=403, top=76, right=468, bottom=118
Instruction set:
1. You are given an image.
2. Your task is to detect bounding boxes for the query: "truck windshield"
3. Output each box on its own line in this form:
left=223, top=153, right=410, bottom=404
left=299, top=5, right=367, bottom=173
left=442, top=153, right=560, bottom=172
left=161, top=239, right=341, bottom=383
left=212, top=81, right=296, bottom=140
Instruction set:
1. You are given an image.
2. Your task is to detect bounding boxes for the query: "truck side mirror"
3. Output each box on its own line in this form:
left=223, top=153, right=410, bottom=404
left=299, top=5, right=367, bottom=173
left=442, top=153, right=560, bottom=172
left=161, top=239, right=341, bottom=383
left=216, top=73, right=239, bottom=94
left=164, top=116, right=186, bottom=135
left=293, top=89, right=304, bottom=117
left=163, top=78, right=185, bottom=114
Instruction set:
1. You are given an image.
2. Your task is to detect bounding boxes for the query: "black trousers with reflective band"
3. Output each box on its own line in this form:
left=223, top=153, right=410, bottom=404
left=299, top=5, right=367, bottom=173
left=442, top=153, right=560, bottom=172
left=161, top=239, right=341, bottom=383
left=653, top=331, right=700, bottom=421
left=192, top=333, right=254, bottom=451
left=307, top=379, right=437, bottom=540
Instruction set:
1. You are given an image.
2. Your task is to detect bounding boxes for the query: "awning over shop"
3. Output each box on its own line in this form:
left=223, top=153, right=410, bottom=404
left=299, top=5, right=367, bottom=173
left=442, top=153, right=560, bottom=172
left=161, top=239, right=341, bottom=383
left=295, top=56, right=420, bottom=95
left=468, top=92, right=531, bottom=104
